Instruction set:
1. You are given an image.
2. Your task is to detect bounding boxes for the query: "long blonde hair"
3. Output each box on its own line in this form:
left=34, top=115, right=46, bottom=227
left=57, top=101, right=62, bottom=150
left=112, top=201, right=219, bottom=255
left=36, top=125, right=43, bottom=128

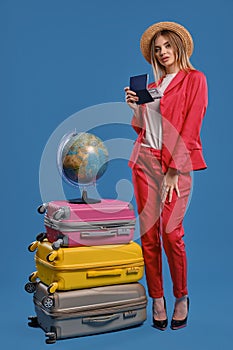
left=151, top=30, right=195, bottom=81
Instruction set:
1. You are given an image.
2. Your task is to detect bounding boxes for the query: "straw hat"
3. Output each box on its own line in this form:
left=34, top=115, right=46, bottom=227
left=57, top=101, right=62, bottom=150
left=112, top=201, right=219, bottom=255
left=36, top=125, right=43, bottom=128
left=140, top=21, right=194, bottom=63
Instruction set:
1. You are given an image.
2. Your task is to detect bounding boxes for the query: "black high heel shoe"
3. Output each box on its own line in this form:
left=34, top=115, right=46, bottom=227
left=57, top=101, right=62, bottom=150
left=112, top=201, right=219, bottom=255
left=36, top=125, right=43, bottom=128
left=171, top=297, right=189, bottom=330
left=152, top=296, right=168, bottom=331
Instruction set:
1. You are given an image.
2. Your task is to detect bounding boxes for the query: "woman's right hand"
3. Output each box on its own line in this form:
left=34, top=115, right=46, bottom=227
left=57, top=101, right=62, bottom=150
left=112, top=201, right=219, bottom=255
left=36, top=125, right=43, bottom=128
left=124, top=86, right=139, bottom=111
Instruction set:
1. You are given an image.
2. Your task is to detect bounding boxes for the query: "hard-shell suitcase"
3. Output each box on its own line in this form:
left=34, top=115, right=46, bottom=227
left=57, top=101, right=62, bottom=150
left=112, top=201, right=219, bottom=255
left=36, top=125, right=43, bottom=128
left=28, top=281, right=147, bottom=344
left=26, top=241, right=144, bottom=294
left=32, top=199, right=136, bottom=249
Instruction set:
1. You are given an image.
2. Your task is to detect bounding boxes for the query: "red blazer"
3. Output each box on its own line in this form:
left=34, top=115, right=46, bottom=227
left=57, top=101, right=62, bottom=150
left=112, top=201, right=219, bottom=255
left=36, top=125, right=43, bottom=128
left=129, top=69, right=208, bottom=173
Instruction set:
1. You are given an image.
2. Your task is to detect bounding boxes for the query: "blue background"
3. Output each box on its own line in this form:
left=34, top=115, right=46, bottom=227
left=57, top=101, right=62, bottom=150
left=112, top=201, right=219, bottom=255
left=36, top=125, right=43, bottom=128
left=1, top=0, right=233, bottom=349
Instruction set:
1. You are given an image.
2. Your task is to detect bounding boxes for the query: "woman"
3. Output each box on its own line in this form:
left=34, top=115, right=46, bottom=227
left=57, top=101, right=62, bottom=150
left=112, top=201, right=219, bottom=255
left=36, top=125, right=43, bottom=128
left=125, top=21, right=208, bottom=330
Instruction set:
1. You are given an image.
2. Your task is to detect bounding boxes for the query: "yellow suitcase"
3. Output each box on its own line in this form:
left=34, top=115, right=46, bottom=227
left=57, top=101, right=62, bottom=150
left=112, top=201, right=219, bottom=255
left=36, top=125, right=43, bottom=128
left=28, top=241, right=144, bottom=293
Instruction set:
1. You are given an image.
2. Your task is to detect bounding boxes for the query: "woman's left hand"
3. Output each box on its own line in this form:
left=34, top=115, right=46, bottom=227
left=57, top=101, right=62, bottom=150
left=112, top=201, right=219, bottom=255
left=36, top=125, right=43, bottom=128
left=161, top=168, right=180, bottom=203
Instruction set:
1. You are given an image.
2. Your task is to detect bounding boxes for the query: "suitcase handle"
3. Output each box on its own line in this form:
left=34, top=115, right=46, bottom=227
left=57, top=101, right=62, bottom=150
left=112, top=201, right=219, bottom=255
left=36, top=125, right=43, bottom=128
left=87, top=269, right=123, bottom=278
left=80, top=230, right=116, bottom=238
left=82, top=314, right=120, bottom=324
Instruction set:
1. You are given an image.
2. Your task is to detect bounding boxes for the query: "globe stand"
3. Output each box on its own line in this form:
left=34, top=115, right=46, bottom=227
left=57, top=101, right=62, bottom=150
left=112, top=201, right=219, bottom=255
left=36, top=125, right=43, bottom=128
left=68, top=189, right=101, bottom=204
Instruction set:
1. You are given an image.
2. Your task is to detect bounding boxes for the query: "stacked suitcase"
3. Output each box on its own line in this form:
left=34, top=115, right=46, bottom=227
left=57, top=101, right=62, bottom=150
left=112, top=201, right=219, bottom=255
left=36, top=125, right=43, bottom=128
left=25, top=199, right=147, bottom=344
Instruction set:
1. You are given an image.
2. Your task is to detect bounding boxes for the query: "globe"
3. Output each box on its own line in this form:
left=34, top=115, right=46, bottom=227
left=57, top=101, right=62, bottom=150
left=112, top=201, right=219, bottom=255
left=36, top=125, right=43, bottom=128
left=58, top=132, right=109, bottom=187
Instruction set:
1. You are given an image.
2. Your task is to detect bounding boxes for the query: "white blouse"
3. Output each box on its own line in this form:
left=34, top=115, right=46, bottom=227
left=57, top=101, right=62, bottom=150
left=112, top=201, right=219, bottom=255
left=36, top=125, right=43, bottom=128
left=141, top=73, right=177, bottom=150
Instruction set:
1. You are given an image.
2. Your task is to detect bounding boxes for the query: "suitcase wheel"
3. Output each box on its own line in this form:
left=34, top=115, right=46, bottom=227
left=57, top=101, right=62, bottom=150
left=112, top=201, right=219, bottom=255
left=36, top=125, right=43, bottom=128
left=29, top=271, right=38, bottom=282
left=24, top=282, right=37, bottom=294
left=36, top=232, right=47, bottom=242
left=53, top=206, right=70, bottom=220
left=28, top=316, right=39, bottom=328
left=28, top=241, right=38, bottom=252
left=37, top=203, right=48, bottom=214
left=52, top=238, right=64, bottom=250
left=45, top=331, right=57, bottom=344
left=42, top=296, right=54, bottom=309
left=46, top=251, right=58, bottom=262
left=47, top=283, right=58, bottom=294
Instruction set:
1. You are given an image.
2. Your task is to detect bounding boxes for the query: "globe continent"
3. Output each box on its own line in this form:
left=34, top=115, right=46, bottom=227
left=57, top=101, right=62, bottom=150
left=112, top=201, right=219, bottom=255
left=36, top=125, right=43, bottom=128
left=61, top=132, right=108, bottom=185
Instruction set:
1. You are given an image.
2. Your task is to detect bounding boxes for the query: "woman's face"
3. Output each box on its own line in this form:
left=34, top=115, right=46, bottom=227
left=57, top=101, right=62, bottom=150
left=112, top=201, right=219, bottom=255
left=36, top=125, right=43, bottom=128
left=154, top=34, right=179, bottom=73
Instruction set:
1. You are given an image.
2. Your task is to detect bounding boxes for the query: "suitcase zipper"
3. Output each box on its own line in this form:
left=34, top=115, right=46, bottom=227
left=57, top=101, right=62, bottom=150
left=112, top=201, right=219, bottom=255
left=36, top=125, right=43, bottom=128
left=34, top=297, right=147, bottom=318
left=44, top=216, right=136, bottom=233
left=36, top=256, right=144, bottom=271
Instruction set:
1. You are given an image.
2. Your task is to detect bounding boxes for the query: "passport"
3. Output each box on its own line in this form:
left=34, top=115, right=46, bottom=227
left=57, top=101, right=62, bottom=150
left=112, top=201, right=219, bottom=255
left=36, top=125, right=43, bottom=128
left=130, top=74, right=154, bottom=104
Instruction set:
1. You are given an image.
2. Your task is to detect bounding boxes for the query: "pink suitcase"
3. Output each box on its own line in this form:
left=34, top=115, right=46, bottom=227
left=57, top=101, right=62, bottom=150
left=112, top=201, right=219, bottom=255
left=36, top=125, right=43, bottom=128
left=32, top=199, right=136, bottom=250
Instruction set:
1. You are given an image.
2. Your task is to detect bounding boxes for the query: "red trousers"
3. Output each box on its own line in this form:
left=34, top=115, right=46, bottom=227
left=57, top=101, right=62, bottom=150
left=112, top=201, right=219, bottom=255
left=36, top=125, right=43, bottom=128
left=132, top=146, right=192, bottom=298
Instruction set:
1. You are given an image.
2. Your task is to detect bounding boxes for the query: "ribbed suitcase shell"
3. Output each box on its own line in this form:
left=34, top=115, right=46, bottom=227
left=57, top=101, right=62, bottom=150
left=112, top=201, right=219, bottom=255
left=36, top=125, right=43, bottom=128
left=29, top=282, right=147, bottom=343
left=42, top=199, right=136, bottom=247
left=31, top=241, right=144, bottom=293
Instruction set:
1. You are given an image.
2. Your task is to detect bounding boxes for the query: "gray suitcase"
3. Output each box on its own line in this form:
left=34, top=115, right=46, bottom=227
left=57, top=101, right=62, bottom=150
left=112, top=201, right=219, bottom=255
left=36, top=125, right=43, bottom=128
left=28, top=282, right=147, bottom=344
